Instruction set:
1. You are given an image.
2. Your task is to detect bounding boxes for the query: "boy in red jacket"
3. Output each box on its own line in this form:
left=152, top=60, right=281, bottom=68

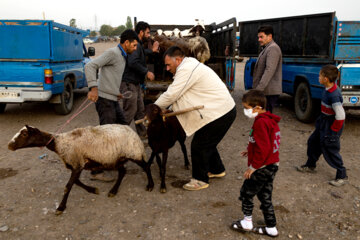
left=231, top=90, right=281, bottom=238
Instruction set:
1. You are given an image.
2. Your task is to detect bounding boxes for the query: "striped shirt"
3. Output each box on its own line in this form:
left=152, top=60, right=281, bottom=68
left=321, top=84, right=345, bottom=132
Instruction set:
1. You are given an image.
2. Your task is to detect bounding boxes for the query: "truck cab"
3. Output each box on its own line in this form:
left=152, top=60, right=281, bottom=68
left=0, top=20, right=95, bottom=114
left=239, top=12, right=360, bottom=122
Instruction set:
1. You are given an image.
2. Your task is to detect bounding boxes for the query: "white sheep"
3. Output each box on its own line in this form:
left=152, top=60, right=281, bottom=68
left=8, top=124, right=154, bottom=215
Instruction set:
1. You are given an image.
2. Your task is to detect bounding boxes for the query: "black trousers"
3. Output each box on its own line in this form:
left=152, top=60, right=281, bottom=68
left=306, top=116, right=346, bottom=179
left=240, top=164, right=278, bottom=227
left=95, top=97, right=126, bottom=125
left=266, top=95, right=279, bottom=113
left=191, top=107, right=236, bottom=183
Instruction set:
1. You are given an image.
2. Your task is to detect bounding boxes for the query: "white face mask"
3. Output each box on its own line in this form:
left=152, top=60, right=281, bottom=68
left=243, top=108, right=258, bottom=118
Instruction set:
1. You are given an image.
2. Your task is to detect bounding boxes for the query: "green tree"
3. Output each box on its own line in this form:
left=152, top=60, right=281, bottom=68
left=112, top=25, right=126, bottom=36
left=89, top=31, right=97, bottom=37
left=99, top=24, right=113, bottom=36
left=125, top=16, right=133, bottom=29
left=69, top=18, right=77, bottom=28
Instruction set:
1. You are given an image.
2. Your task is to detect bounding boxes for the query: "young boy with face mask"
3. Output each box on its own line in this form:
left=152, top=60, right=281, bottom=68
left=231, top=90, right=281, bottom=238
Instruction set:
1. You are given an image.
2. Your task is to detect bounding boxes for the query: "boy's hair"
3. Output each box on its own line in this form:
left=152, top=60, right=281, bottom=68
left=120, top=29, right=138, bottom=44
left=320, top=65, right=339, bottom=83
left=258, top=25, right=274, bottom=36
left=242, top=90, right=267, bottom=109
left=135, top=21, right=150, bottom=34
left=164, top=46, right=185, bottom=59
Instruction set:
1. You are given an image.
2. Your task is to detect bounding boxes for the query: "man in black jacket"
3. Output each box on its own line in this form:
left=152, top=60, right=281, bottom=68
left=121, top=21, right=159, bottom=138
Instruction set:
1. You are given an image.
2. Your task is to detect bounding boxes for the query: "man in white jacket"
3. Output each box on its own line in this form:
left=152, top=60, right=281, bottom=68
left=155, top=46, right=236, bottom=190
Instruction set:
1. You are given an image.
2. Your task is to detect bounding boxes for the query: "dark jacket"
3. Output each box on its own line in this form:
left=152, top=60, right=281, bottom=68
left=253, top=40, right=282, bottom=95
left=122, top=41, right=150, bottom=85
left=247, top=111, right=281, bottom=169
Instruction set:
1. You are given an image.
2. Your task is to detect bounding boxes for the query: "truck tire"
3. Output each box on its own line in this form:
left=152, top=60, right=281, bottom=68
left=54, top=78, right=74, bottom=115
left=0, top=103, right=6, bottom=113
left=294, top=82, right=317, bottom=123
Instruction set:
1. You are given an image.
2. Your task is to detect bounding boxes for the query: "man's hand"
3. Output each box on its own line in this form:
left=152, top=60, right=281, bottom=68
left=88, top=87, right=98, bottom=102
left=244, top=168, right=255, bottom=179
left=152, top=41, right=159, bottom=53
left=146, top=71, right=155, bottom=81
left=117, top=94, right=123, bottom=100
left=241, top=151, right=248, bottom=157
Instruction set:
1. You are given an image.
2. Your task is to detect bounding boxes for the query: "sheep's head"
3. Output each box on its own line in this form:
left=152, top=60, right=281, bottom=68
left=8, top=125, right=41, bottom=151
left=143, top=104, right=164, bottom=127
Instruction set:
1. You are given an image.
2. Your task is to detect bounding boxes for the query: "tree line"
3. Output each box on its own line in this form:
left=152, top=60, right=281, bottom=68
left=69, top=17, right=133, bottom=37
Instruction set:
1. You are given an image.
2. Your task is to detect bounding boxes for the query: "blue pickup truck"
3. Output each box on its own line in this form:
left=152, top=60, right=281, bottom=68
left=0, top=20, right=95, bottom=114
left=239, top=12, right=360, bottom=122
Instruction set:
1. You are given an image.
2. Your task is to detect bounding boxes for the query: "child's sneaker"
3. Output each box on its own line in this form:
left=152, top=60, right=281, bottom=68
left=329, top=177, right=348, bottom=187
left=296, top=165, right=316, bottom=173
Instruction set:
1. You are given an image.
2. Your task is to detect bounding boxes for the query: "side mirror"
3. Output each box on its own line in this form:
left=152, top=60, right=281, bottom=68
left=88, top=47, right=95, bottom=57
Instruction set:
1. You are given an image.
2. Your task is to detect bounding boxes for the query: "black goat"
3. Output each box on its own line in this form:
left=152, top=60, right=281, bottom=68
left=143, top=104, right=189, bottom=193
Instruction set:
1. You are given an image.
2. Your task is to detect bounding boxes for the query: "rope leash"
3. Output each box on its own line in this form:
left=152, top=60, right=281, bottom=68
left=43, top=98, right=94, bottom=148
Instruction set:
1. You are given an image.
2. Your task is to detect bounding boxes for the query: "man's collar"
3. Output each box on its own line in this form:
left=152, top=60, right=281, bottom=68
left=118, top=44, right=127, bottom=57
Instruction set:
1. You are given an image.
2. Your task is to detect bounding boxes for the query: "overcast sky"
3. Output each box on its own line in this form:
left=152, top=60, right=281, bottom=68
left=0, top=0, right=359, bottom=30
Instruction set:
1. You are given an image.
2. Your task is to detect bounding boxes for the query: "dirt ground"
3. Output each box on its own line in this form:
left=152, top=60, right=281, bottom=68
left=1, top=42, right=360, bottom=240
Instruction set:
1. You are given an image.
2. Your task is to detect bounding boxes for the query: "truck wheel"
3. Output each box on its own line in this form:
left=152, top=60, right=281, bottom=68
left=0, top=103, right=6, bottom=113
left=54, top=78, right=74, bottom=115
left=294, top=82, right=317, bottom=123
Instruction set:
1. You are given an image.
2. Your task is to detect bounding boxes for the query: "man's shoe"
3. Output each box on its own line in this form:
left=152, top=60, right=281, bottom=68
left=296, top=165, right=316, bottom=173
left=90, top=172, right=115, bottom=182
left=329, top=177, right=348, bottom=187
left=183, top=179, right=209, bottom=191
left=208, top=171, right=226, bottom=178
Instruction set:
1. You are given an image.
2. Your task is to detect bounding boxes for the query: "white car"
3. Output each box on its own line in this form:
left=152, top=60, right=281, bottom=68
left=83, top=38, right=94, bottom=44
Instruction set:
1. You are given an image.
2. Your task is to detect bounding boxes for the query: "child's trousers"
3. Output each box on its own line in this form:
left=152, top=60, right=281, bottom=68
left=306, top=115, right=346, bottom=179
left=239, top=164, right=278, bottom=228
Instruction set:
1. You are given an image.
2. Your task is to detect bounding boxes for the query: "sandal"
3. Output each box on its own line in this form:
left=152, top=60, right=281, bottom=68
left=183, top=179, right=209, bottom=191
left=230, top=220, right=252, bottom=232
left=253, top=227, right=279, bottom=238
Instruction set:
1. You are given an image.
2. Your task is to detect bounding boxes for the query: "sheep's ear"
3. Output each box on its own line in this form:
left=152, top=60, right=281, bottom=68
left=25, top=125, right=30, bottom=130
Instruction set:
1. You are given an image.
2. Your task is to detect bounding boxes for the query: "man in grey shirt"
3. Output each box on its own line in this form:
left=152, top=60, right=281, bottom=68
left=85, top=29, right=138, bottom=181
left=252, top=25, right=282, bottom=113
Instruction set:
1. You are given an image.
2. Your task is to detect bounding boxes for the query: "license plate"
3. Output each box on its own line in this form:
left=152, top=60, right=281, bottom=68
left=344, top=96, right=359, bottom=104
left=0, top=91, right=19, bottom=99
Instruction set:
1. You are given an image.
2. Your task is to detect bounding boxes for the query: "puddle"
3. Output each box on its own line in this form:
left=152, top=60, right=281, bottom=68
left=171, top=179, right=188, bottom=188
left=0, top=168, right=18, bottom=180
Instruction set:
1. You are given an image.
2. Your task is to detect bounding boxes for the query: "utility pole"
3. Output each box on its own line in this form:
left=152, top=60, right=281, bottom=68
left=42, top=12, right=45, bottom=20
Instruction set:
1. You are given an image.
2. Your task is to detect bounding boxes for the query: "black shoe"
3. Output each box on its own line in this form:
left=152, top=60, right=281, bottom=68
left=296, top=165, right=316, bottom=173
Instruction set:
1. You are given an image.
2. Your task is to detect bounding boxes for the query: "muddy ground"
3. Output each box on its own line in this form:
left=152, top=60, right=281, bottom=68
left=0, top=42, right=360, bottom=240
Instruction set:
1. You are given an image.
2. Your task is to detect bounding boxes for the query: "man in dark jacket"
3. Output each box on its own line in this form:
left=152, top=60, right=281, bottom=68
left=121, top=21, right=159, bottom=138
left=252, top=25, right=282, bottom=113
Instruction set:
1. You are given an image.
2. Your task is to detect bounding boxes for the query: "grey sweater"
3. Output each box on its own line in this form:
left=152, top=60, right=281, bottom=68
left=85, top=46, right=126, bottom=101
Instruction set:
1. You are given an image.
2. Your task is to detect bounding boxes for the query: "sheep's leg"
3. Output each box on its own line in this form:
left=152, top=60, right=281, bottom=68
left=108, top=165, right=126, bottom=197
left=147, top=152, right=156, bottom=166
left=56, top=169, right=82, bottom=215
left=134, top=159, right=154, bottom=192
left=179, top=141, right=190, bottom=170
left=160, top=151, right=168, bottom=193
left=155, top=154, right=162, bottom=175
left=75, top=179, right=99, bottom=194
